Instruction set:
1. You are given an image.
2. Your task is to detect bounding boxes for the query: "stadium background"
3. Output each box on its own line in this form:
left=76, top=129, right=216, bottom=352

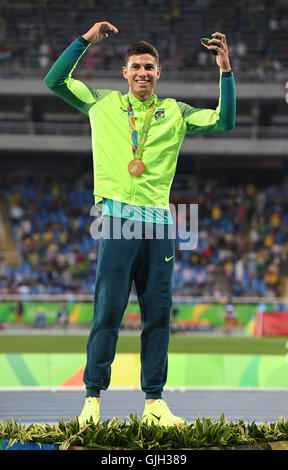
left=1, top=0, right=288, bottom=392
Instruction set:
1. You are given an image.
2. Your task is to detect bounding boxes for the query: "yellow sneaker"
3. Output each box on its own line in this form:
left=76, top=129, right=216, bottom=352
left=142, top=399, right=186, bottom=427
left=78, top=397, right=100, bottom=426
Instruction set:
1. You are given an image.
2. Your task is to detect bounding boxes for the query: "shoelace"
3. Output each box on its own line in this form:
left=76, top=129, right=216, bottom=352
left=155, top=400, right=168, bottom=408
left=148, top=400, right=171, bottom=414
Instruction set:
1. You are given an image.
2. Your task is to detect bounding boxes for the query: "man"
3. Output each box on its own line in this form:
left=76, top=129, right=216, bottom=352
left=44, top=21, right=235, bottom=427
left=223, top=296, right=237, bottom=335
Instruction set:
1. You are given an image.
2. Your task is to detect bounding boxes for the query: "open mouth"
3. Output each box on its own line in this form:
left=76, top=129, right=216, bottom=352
left=136, top=80, right=150, bottom=85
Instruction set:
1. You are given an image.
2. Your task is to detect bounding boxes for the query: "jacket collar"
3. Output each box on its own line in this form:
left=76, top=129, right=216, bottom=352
left=127, top=92, right=157, bottom=108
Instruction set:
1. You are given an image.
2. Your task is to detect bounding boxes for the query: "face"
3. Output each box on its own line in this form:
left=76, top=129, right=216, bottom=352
left=122, top=53, right=161, bottom=101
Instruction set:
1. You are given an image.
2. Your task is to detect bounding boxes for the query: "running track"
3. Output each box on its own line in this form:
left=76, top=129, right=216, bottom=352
left=0, top=389, right=287, bottom=425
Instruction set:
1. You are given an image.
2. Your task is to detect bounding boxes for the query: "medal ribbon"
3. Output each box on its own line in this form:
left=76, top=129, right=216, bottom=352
left=127, top=97, right=155, bottom=160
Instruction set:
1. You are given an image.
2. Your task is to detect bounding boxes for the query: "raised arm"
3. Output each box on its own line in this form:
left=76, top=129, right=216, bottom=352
left=44, top=21, right=118, bottom=115
left=207, top=32, right=232, bottom=73
left=178, top=32, right=235, bottom=134
left=82, top=21, right=119, bottom=44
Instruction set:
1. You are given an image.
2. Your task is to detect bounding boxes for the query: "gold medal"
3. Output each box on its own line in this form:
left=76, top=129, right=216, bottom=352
left=128, top=159, right=145, bottom=176
left=127, top=99, right=154, bottom=177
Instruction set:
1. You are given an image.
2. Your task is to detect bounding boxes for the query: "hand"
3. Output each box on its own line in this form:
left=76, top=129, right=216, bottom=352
left=208, top=32, right=231, bottom=72
left=82, top=21, right=119, bottom=44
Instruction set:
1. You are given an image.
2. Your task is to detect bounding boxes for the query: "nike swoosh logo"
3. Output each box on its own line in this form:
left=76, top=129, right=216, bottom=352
left=165, top=256, right=174, bottom=262
left=143, top=413, right=161, bottom=421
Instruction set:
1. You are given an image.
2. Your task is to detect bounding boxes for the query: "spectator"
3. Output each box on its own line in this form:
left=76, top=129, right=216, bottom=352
left=11, top=301, right=24, bottom=325
left=223, top=296, right=237, bottom=334
left=57, top=303, right=69, bottom=329
left=34, top=306, right=47, bottom=328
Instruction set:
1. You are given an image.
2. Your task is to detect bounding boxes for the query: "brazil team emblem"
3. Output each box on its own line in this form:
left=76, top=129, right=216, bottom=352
left=154, top=108, right=165, bottom=121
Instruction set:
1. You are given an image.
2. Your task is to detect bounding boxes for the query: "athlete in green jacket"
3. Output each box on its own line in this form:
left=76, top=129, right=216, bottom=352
left=44, top=21, right=236, bottom=427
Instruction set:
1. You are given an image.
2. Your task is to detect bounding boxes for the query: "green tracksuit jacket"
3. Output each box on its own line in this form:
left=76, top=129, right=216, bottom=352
left=44, top=36, right=236, bottom=214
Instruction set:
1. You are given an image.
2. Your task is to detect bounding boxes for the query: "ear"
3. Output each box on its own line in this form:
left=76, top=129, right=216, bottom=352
left=157, top=66, right=161, bottom=79
left=122, top=65, right=128, bottom=80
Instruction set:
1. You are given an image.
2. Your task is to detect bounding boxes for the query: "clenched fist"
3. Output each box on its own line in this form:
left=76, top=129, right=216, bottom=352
left=82, top=21, right=119, bottom=44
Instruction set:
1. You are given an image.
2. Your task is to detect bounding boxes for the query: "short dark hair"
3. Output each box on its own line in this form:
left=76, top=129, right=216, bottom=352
left=125, top=40, right=159, bottom=66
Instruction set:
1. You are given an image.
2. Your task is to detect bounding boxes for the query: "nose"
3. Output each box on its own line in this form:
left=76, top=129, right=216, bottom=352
left=138, top=67, right=147, bottom=76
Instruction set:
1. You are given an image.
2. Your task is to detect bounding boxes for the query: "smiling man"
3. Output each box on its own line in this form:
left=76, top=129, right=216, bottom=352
left=44, top=21, right=236, bottom=428
left=122, top=43, right=161, bottom=101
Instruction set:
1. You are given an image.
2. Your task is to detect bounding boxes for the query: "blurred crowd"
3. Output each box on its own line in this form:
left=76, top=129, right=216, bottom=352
left=0, top=0, right=287, bottom=77
left=1, top=172, right=288, bottom=298
left=171, top=181, right=288, bottom=298
left=1, top=173, right=97, bottom=295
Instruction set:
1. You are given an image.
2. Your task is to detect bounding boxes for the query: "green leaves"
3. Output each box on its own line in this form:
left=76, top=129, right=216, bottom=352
left=1, top=415, right=288, bottom=450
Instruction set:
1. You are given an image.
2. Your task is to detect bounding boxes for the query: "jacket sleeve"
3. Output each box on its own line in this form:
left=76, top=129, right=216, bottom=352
left=177, top=71, right=236, bottom=134
left=44, top=36, right=112, bottom=115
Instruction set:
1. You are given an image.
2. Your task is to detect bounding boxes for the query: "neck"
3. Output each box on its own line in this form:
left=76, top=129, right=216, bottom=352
left=129, top=90, right=153, bottom=102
